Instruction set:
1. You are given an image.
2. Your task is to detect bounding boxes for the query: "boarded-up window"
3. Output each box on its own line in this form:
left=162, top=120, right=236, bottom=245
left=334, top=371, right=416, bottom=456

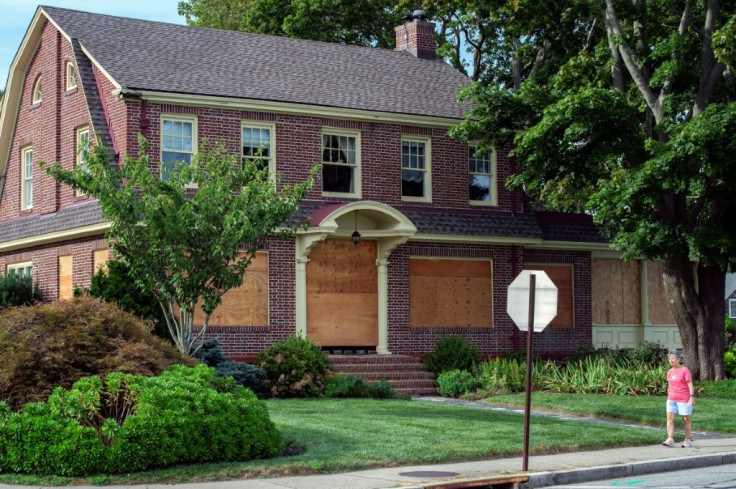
left=58, top=255, right=73, bottom=299
left=646, top=261, right=676, bottom=324
left=523, top=264, right=574, bottom=329
left=410, top=258, right=492, bottom=328
left=93, top=249, right=109, bottom=274
left=194, top=252, right=269, bottom=327
left=592, top=259, right=641, bottom=324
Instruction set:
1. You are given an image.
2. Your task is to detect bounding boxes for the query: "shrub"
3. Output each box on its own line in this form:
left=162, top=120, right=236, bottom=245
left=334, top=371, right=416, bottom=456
left=696, top=378, right=736, bottom=398
left=625, top=341, right=668, bottom=367
left=83, top=259, right=169, bottom=340
left=437, top=369, right=483, bottom=398
left=325, top=374, right=408, bottom=399
left=474, top=357, right=526, bottom=395
left=0, top=273, right=42, bottom=309
left=195, top=338, right=269, bottom=398
left=256, top=336, right=331, bottom=397
left=0, top=296, right=193, bottom=411
left=423, top=336, right=480, bottom=376
left=0, top=365, right=283, bottom=476
left=722, top=350, right=736, bottom=379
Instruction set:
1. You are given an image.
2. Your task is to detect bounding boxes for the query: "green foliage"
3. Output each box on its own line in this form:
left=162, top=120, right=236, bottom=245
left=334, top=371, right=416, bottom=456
left=43, top=138, right=314, bottom=356
left=0, top=273, right=42, bottom=308
left=726, top=315, right=736, bottom=350
left=196, top=338, right=269, bottom=398
left=473, top=357, right=526, bottom=395
left=324, top=374, right=407, bottom=399
left=0, top=296, right=193, bottom=411
left=695, top=379, right=736, bottom=399
left=724, top=351, right=736, bottom=379
left=0, top=365, right=282, bottom=476
left=423, top=336, right=480, bottom=376
left=256, top=336, right=331, bottom=397
left=436, top=370, right=483, bottom=398
left=84, top=259, right=169, bottom=340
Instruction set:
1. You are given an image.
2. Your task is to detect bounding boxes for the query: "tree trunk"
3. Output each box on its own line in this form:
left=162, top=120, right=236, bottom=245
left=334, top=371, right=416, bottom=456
left=661, top=255, right=726, bottom=380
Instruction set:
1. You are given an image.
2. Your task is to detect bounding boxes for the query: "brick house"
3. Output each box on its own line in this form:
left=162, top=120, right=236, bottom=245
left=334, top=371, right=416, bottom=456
left=1, top=5, right=670, bottom=361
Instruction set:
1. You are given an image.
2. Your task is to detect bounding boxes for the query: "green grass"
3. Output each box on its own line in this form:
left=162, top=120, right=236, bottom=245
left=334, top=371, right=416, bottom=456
left=0, top=397, right=665, bottom=485
left=486, top=393, right=736, bottom=434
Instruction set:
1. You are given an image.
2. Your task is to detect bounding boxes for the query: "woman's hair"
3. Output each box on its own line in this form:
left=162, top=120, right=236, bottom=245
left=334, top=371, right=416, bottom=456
left=667, top=349, right=682, bottom=360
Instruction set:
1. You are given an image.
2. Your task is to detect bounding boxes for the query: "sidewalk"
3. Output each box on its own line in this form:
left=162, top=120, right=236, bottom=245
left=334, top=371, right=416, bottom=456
left=2, top=400, right=735, bottom=489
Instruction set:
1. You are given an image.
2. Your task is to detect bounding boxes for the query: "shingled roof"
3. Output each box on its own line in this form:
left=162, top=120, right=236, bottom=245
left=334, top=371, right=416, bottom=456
left=42, top=6, right=473, bottom=120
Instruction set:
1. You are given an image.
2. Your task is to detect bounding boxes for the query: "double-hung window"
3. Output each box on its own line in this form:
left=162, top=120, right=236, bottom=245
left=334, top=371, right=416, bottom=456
left=242, top=123, right=274, bottom=173
left=66, top=62, right=77, bottom=91
left=401, top=136, right=430, bottom=202
left=161, top=115, right=197, bottom=182
left=730, top=299, right=736, bottom=319
left=21, top=146, right=33, bottom=210
left=322, top=130, right=360, bottom=197
left=76, top=127, right=90, bottom=196
left=7, top=261, right=33, bottom=278
left=468, top=145, right=497, bottom=206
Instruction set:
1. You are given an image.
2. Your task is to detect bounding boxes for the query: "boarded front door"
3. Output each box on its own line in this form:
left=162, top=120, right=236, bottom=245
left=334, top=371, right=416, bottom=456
left=306, top=239, right=378, bottom=347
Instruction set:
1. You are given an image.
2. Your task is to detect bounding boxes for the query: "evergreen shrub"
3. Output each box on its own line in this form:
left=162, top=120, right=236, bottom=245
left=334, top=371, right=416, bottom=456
left=423, top=336, right=480, bottom=376
left=436, top=369, right=483, bottom=398
left=325, top=374, right=407, bottom=399
left=256, top=336, right=331, bottom=397
left=195, top=338, right=269, bottom=398
left=0, top=365, right=282, bottom=476
left=0, top=273, right=41, bottom=309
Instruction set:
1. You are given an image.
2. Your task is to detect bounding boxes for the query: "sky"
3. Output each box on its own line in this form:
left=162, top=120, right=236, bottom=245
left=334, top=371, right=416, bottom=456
left=0, top=1, right=186, bottom=89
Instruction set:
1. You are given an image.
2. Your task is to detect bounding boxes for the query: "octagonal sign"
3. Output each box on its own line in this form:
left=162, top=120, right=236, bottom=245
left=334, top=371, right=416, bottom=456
left=507, top=270, right=558, bottom=332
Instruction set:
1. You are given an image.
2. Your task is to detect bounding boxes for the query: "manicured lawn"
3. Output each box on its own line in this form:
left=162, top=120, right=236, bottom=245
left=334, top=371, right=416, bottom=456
left=486, top=393, right=736, bottom=434
left=0, top=397, right=665, bottom=486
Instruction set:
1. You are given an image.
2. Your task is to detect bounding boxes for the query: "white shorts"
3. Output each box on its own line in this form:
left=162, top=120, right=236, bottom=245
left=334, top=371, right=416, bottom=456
left=666, top=399, right=693, bottom=416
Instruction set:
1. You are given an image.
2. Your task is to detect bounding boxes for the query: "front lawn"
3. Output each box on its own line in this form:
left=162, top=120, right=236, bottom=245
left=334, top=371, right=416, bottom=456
left=485, top=393, right=736, bottom=434
left=0, top=397, right=665, bottom=486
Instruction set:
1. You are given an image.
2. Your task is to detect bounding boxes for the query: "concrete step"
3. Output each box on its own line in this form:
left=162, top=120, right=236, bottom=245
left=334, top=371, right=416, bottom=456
left=329, top=354, right=437, bottom=396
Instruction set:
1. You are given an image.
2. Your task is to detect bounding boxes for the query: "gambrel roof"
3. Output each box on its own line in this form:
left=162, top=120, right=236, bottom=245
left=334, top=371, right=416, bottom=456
left=42, top=6, right=473, bottom=120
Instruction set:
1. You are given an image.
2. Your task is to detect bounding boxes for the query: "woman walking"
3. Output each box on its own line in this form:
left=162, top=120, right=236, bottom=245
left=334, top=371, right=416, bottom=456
left=662, top=350, right=695, bottom=448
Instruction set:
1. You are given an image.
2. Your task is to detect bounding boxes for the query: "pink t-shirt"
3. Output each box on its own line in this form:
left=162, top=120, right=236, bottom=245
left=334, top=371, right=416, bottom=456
left=667, top=366, right=692, bottom=402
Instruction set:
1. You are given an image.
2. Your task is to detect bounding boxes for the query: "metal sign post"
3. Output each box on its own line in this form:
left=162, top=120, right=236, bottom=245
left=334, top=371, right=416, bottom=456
left=522, top=274, right=535, bottom=472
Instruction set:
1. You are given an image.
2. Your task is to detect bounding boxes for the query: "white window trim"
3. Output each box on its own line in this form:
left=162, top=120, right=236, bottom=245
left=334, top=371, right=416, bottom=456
left=66, top=62, right=77, bottom=91
left=729, top=298, right=736, bottom=319
left=20, top=145, right=33, bottom=210
left=401, top=135, right=432, bottom=203
left=321, top=128, right=361, bottom=198
left=160, top=114, right=198, bottom=188
left=75, top=126, right=90, bottom=196
left=7, top=261, right=33, bottom=278
left=468, top=143, right=498, bottom=207
left=241, top=121, right=276, bottom=175
left=32, top=76, right=42, bottom=104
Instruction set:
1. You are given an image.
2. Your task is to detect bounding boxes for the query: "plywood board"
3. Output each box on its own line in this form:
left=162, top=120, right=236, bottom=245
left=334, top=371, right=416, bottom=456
left=592, top=259, right=641, bottom=324
left=306, top=240, right=378, bottom=346
left=58, top=255, right=73, bottom=299
left=409, top=259, right=492, bottom=328
left=193, top=252, right=269, bottom=327
left=93, top=249, right=109, bottom=274
left=523, top=264, right=573, bottom=329
left=646, top=261, right=676, bottom=324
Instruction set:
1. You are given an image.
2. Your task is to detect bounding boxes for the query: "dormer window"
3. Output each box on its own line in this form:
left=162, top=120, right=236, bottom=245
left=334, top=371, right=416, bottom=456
left=32, top=76, right=42, bottom=104
left=66, top=62, right=77, bottom=90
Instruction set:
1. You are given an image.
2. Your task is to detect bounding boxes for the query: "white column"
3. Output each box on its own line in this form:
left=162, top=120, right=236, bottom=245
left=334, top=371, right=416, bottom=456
left=295, top=257, right=309, bottom=337
left=376, top=258, right=390, bottom=354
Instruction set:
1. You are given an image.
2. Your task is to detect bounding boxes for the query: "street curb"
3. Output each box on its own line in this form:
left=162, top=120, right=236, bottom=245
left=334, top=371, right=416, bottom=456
left=526, top=451, right=736, bottom=487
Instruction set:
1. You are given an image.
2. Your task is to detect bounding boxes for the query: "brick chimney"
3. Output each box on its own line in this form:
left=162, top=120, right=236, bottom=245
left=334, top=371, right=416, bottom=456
left=394, top=9, right=436, bottom=59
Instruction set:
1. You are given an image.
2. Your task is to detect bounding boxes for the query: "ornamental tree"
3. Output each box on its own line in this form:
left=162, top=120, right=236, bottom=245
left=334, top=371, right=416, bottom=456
left=44, top=138, right=313, bottom=355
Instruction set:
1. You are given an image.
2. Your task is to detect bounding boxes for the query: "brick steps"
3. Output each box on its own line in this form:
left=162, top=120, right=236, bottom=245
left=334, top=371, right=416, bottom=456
left=329, top=354, right=437, bottom=396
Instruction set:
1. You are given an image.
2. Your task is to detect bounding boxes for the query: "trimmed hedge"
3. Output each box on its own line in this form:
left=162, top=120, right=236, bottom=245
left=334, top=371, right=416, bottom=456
left=0, top=365, right=283, bottom=476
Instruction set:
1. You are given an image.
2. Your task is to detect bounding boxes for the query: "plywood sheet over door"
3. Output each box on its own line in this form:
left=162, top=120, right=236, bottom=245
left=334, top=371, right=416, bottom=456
left=307, top=239, right=378, bottom=347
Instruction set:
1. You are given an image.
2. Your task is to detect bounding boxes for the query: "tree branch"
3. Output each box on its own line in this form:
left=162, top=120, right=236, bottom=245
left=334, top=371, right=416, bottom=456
left=694, top=0, right=723, bottom=116
left=584, top=18, right=597, bottom=52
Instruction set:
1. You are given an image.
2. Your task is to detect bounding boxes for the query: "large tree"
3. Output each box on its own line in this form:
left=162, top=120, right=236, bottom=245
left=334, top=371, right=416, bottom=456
left=44, top=139, right=313, bottom=355
left=453, top=0, right=736, bottom=380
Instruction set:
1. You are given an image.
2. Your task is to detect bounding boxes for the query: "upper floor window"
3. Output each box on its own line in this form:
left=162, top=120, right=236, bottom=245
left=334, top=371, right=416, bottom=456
left=730, top=298, right=736, bottom=319
left=32, top=76, right=42, bottom=104
left=66, top=62, right=77, bottom=91
left=161, top=115, right=197, bottom=182
left=242, top=122, right=274, bottom=173
left=21, top=146, right=33, bottom=210
left=401, top=136, right=431, bottom=202
left=7, top=261, right=33, bottom=278
left=468, top=145, right=497, bottom=206
left=322, top=130, right=360, bottom=197
left=76, top=127, right=90, bottom=196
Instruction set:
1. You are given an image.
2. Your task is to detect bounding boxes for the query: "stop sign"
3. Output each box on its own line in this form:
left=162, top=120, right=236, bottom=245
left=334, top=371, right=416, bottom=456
left=507, top=270, right=558, bottom=332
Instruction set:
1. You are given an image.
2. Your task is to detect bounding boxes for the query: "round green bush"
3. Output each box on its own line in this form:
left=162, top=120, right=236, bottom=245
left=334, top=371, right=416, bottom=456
left=437, top=369, right=483, bottom=398
left=256, top=336, right=331, bottom=397
left=0, top=364, right=282, bottom=476
left=423, top=336, right=480, bottom=376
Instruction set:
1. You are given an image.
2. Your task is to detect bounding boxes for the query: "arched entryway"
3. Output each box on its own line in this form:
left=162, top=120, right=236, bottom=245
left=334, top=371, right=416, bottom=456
left=294, top=201, right=417, bottom=354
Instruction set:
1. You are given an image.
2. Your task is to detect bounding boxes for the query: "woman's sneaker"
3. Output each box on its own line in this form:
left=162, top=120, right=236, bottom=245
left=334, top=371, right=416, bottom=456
left=682, top=439, right=692, bottom=448
left=662, top=438, right=675, bottom=447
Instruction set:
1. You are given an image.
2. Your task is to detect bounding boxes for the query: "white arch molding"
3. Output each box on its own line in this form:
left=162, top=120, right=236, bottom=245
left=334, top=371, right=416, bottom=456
left=294, top=201, right=417, bottom=354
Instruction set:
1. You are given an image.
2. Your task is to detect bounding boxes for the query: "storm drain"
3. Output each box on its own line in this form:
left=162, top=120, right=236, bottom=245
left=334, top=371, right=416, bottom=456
left=399, top=471, right=460, bottom=478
